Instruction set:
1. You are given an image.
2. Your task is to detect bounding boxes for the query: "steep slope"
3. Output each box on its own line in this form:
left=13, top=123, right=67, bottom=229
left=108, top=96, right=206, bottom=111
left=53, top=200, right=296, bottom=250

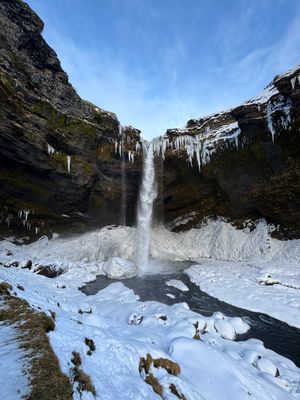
left=0, top=0, right=142, bottom=238
left=155, top=66, right=300, bottom=238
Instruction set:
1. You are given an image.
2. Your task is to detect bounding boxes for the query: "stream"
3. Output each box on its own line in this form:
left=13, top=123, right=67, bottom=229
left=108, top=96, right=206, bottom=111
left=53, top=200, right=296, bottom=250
left=81, top=260, right=300, bottom=367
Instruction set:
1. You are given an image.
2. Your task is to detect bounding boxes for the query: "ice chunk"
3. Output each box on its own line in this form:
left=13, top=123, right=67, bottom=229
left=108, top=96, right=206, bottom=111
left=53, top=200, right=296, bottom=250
left=166, top=293, right=175, bottom=299
left=103, top=257, right=138, bottom=279
left=166, top=279, right=189, bottom=292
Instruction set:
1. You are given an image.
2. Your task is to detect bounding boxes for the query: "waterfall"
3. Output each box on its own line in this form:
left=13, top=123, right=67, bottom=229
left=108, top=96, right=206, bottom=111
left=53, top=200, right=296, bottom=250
left=119, top=125, right=127, bottom=226
left=136, top=141, right=157, bottom=274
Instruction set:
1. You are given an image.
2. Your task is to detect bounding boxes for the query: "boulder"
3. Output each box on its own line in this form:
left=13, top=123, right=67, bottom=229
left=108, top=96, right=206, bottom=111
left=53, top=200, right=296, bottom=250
left=103, top=257, right=138, bottom=279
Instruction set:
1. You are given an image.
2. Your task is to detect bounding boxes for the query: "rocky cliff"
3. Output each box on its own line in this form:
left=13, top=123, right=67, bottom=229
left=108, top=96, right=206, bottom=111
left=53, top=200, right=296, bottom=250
left=0, top=0, right=142, bottom=238
left=155, top=67, right=300, bottom=238
left=0, top=0, right=299, bottom=240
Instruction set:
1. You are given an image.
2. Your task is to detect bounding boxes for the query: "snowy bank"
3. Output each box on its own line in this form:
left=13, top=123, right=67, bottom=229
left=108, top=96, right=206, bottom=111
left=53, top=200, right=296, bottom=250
left=0, top=219, right=299, bottom=328
left=1, top=266, right=300, bottom=400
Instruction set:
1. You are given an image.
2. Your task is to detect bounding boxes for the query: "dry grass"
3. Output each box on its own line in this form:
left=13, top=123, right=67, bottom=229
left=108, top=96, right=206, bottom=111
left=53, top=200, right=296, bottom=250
left=139, top=353, right=182, bottom=398
left=139, top=353, right=181, bottom=376
left=145, top=374, right=163, bottom=396
left=73, top=368, right=96, bottom=397
left=153, top=357, right=181, bottom=375
left=71, top=351, right=96, bottom=397
left=71, top=351, right=82, bottom=368
left=0, top=281, right=12, bottom=295
left=0, top=283, right=72, bottom=400
left=169, top=383, right=187, bottom=399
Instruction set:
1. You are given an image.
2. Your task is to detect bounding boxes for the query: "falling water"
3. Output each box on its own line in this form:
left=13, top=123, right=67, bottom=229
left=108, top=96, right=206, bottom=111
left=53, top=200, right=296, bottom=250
left=119, top=125, right=127, bottom=226
left=136, top=141, right=157, bottom=274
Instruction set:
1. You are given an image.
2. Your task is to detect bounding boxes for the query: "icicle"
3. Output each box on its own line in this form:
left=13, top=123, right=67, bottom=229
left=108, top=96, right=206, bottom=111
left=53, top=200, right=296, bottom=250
left=266, top=102, right=276, bottom=143
left=67, top=155, right=71, bottom=173
left=128, top=150, right=135, bottom=163
left=119, top=144, right=122, bottom=156
left=24, top=210, right=30, bottom=221
left=136, top=142, right=141, bottom=154
left=290, top=76, right=297, bottom=90
left=47, top=144, right=55, bottom=154
left=115, top=141, right=118, bottom=154
left=201, top=140, right=207, bottom=166
left=161, top=138, right=169, bottom=159
left=235, top=136, right=239, bottom=149
left=195, top=142, right=201, bottom=171
left=265, top=96, right=292, bottom=143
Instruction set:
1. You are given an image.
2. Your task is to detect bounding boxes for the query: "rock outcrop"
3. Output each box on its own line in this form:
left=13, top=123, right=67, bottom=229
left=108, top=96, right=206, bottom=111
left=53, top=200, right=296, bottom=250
left=0, top=0, right=142, bottom=238
left=155, top=67, right=300, bottom=238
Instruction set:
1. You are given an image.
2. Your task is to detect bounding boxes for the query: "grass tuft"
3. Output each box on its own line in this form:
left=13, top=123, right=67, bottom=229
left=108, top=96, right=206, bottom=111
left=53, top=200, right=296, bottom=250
left=0, top=293, right=72, bottom=400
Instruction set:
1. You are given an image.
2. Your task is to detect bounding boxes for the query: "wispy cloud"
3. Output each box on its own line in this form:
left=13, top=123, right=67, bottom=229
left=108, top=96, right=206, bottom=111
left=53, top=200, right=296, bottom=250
left=31, top=0, right=300, bottom=139
left=41, top=24, right=199, bottom=138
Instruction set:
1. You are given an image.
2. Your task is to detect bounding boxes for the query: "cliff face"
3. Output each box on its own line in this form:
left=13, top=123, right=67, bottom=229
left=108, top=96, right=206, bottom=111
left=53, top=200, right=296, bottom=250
left=0, top=0, right=142, bottom=238
left=157, top=67, right=300, bottom=238
left=0, top=1, right=299, bottom=240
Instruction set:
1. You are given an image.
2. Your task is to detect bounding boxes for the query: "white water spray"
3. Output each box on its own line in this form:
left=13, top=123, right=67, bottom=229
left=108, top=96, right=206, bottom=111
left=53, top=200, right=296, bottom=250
left=136, top=141, right=157, bottom=274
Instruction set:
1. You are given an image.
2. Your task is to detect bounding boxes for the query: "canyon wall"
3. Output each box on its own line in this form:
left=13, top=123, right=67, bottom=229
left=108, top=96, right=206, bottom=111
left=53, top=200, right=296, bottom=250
left=0, top=0, right=142, bottom=238
left=0, top=0, right=299, bottom=239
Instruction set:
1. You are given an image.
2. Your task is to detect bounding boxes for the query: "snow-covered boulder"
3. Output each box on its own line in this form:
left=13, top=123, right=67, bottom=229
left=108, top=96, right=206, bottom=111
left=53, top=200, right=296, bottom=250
left=103, top=257, right=138, bottom=279
left=256, top=357, right=279, bottom=377
left=229, top=317, right=250, bottom=335
left=214, top=319, right=236, bottom=340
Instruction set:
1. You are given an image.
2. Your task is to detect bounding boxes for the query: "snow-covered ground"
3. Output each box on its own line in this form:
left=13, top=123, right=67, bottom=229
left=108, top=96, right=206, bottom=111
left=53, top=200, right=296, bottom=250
left=1, top=266, right=300, bottom=400
left=0, top=317, right=31, bottom=399
left=1, top=219, right=299, bottom=328
left=186, top=258, right=300, bottom=329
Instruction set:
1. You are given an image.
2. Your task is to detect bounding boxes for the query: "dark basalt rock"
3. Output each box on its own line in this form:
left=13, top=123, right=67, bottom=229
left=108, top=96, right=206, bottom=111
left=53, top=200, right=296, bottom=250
left=0, top=0, right=142, bottom=238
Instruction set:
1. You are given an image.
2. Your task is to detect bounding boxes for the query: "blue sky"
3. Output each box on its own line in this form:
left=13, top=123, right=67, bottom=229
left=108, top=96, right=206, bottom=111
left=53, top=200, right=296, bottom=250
left=27, top=0, right=300, bottom=138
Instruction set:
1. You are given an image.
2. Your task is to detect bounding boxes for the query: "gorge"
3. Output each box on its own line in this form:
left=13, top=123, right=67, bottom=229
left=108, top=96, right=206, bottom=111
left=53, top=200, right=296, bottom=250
left=0, top=1, right=300, bottom=400
left=0, top=0, right=299, bottom=241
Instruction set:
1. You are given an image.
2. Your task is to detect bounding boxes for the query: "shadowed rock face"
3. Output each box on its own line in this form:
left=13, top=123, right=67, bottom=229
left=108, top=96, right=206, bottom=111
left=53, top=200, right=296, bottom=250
left=155, top=68, right=300, bottom=238
left=0, top=0, right=142, bottom=238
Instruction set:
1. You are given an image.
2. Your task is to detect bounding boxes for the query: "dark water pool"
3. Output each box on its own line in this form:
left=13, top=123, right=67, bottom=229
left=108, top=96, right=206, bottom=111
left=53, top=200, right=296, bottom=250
left=80, top=262, right=300, bottom=367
